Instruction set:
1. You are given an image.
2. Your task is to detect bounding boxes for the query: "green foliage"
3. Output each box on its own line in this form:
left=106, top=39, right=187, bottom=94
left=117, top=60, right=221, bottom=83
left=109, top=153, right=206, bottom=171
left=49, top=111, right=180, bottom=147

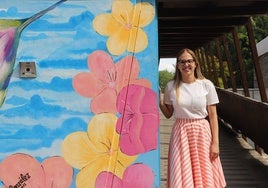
left=222, top=15, right=268, bottom=88
left=251, top=16, right=268, bottom=42
left=159, top=70, right=173, bottom=92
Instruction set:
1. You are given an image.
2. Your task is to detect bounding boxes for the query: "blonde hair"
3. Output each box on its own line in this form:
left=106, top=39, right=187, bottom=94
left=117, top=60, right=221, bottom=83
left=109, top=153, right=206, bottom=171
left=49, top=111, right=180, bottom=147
left=173, top=48, right=205, bottom=98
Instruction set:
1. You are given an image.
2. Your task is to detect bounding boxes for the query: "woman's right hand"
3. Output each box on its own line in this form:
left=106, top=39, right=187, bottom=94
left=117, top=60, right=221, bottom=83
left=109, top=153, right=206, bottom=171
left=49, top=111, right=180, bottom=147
left=159, top=86, right=164, bottom=105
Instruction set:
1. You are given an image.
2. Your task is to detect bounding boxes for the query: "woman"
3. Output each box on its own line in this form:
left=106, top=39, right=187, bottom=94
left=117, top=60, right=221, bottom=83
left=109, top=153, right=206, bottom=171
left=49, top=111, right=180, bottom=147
left=159, top=48, right=226, bottom=188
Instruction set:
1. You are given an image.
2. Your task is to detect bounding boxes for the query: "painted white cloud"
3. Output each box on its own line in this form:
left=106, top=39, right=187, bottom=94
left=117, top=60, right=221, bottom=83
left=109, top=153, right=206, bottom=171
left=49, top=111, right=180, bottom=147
left=0, top=139, right=63, bottom=159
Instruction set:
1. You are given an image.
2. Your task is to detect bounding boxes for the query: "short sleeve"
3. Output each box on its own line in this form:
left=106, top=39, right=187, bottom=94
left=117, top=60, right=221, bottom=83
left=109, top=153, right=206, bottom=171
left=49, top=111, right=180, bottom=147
left=164, top=81, right=174, bottom=105
left=204, top=79, right=219, bottom=105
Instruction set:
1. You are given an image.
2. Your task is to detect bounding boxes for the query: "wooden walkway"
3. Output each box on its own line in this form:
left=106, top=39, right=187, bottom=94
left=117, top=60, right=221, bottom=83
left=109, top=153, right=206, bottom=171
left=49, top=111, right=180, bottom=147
left=159, top=113, right=268, bottom=188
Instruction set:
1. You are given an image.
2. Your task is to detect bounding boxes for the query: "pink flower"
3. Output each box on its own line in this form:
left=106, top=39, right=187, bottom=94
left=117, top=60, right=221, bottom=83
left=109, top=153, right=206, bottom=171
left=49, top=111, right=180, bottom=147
left=72, top=50, right=151, bottom=114
left=95, top=163, right=154, bottom=188
left=0, top=153, right=73, bottom=188
left=116, top=84, right=159, bottom=155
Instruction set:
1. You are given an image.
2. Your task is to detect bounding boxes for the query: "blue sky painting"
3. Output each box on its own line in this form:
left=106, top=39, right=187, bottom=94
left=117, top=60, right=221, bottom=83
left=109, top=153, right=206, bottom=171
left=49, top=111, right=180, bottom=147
left=0, top=0, right=160, bottom=187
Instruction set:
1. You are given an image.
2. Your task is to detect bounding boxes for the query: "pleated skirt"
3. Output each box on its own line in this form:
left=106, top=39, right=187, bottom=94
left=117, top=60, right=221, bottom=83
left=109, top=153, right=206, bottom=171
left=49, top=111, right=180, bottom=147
left=167, top=118, right=226, bottom=188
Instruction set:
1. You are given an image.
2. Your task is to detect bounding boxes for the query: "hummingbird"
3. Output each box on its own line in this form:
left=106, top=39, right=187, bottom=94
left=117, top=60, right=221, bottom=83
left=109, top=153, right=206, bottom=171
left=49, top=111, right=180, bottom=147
left=0, top=0, right=68, bottom=107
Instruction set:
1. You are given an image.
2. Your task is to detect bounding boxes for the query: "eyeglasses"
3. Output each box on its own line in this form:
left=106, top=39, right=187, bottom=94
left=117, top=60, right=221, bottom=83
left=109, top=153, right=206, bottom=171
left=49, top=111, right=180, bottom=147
left=178, top=59, right=195, bottom=65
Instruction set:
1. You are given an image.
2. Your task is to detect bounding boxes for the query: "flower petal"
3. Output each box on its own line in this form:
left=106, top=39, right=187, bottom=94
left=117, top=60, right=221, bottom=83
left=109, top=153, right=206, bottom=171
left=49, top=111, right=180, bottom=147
left=73, top=72, right=103, bottom=97
left=0, top=153, right=45, bottom=187
left=131, top=78, right=152, bottom=88
left=88, top=50, right=114, bottom=79
left=90, top=88, right=117, bottom=114
left=75, top=113, right=136, bottom=187
left=122, top=163, right=154, bottom=188
left=76, top=160, right=107, bottom=188
left=112, top=0, right=133, bottom=22
left=115, top=55, right=140, bottom=85
left=42, top=156, right=73, bottom=187
left=107, top=28, right=129, bottom=55
left=61, top=132, right=98, bottom=169
left=115, top=55, right=152, bottom=91
left=133, top=2, right=155, bottom=27
left=116, top=85, right=159, bottom=155
left=76, top=158, right=130, bottom=188
left=96, top=172, right=123, bottom=188
left=87, top=113, right=118, bottom=149
left=127, top=27, right=148, bottom=53
left=120, top=113, right=145, bottom=155
left=87, top=113, right=137, bottom=177
left=93, top=14, right=119, bottom=36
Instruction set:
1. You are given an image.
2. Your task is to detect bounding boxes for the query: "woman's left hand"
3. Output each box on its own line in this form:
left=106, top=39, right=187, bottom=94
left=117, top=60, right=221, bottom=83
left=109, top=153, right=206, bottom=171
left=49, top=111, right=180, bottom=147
left=210, top=142, right=219, bottom=161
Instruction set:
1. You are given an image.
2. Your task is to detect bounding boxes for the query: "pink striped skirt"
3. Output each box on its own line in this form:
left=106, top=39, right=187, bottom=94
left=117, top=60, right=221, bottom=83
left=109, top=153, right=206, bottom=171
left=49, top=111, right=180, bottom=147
left=167, top=118, right=226, bottom=188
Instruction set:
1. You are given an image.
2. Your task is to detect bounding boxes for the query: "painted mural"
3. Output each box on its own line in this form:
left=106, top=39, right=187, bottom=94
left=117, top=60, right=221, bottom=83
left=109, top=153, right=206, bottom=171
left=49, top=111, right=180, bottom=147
left=0, top=0, right=159, bottom=188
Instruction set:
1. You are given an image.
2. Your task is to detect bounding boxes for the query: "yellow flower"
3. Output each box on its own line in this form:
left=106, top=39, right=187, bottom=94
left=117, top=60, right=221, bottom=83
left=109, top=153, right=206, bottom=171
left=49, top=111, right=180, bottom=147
left=61, top=113, right=137, bottom=188
left=93, top=0, right=155, bottom=55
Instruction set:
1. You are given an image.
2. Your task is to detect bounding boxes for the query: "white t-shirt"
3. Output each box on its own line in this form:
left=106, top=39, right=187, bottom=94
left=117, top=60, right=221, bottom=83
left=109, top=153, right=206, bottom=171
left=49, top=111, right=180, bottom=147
left=164, top=79, right=219, bottom=119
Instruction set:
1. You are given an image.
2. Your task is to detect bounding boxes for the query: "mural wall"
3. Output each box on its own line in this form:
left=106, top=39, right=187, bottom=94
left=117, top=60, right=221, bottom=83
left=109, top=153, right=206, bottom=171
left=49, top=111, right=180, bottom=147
left=0, top=0, right=160, bottom=187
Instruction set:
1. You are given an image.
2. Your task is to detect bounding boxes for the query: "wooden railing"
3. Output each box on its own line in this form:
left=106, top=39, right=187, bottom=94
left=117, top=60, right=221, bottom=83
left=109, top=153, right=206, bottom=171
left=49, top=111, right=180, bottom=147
left=216, top=88, right=268, bottom=154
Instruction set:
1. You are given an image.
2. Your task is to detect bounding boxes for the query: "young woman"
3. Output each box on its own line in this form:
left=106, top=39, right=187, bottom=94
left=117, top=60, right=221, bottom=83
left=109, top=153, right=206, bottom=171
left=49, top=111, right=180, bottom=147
left=159, top=48, right=226, bottom=188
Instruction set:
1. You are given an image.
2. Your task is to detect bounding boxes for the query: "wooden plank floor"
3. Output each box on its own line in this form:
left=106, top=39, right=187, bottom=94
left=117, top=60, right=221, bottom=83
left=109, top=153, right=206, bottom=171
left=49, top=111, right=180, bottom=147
left=159, top=113, right=268, bottom=188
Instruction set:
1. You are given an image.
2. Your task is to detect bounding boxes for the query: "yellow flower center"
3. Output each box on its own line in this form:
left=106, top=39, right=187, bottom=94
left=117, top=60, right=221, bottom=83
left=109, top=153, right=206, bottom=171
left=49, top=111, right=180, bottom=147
left=107, top=71, right=117, bottom=89
left=108, top=148, right=116, bottom=155
left=124, top=23, right=132, bottom=30
left=108, top=82, right=116, bottom=88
